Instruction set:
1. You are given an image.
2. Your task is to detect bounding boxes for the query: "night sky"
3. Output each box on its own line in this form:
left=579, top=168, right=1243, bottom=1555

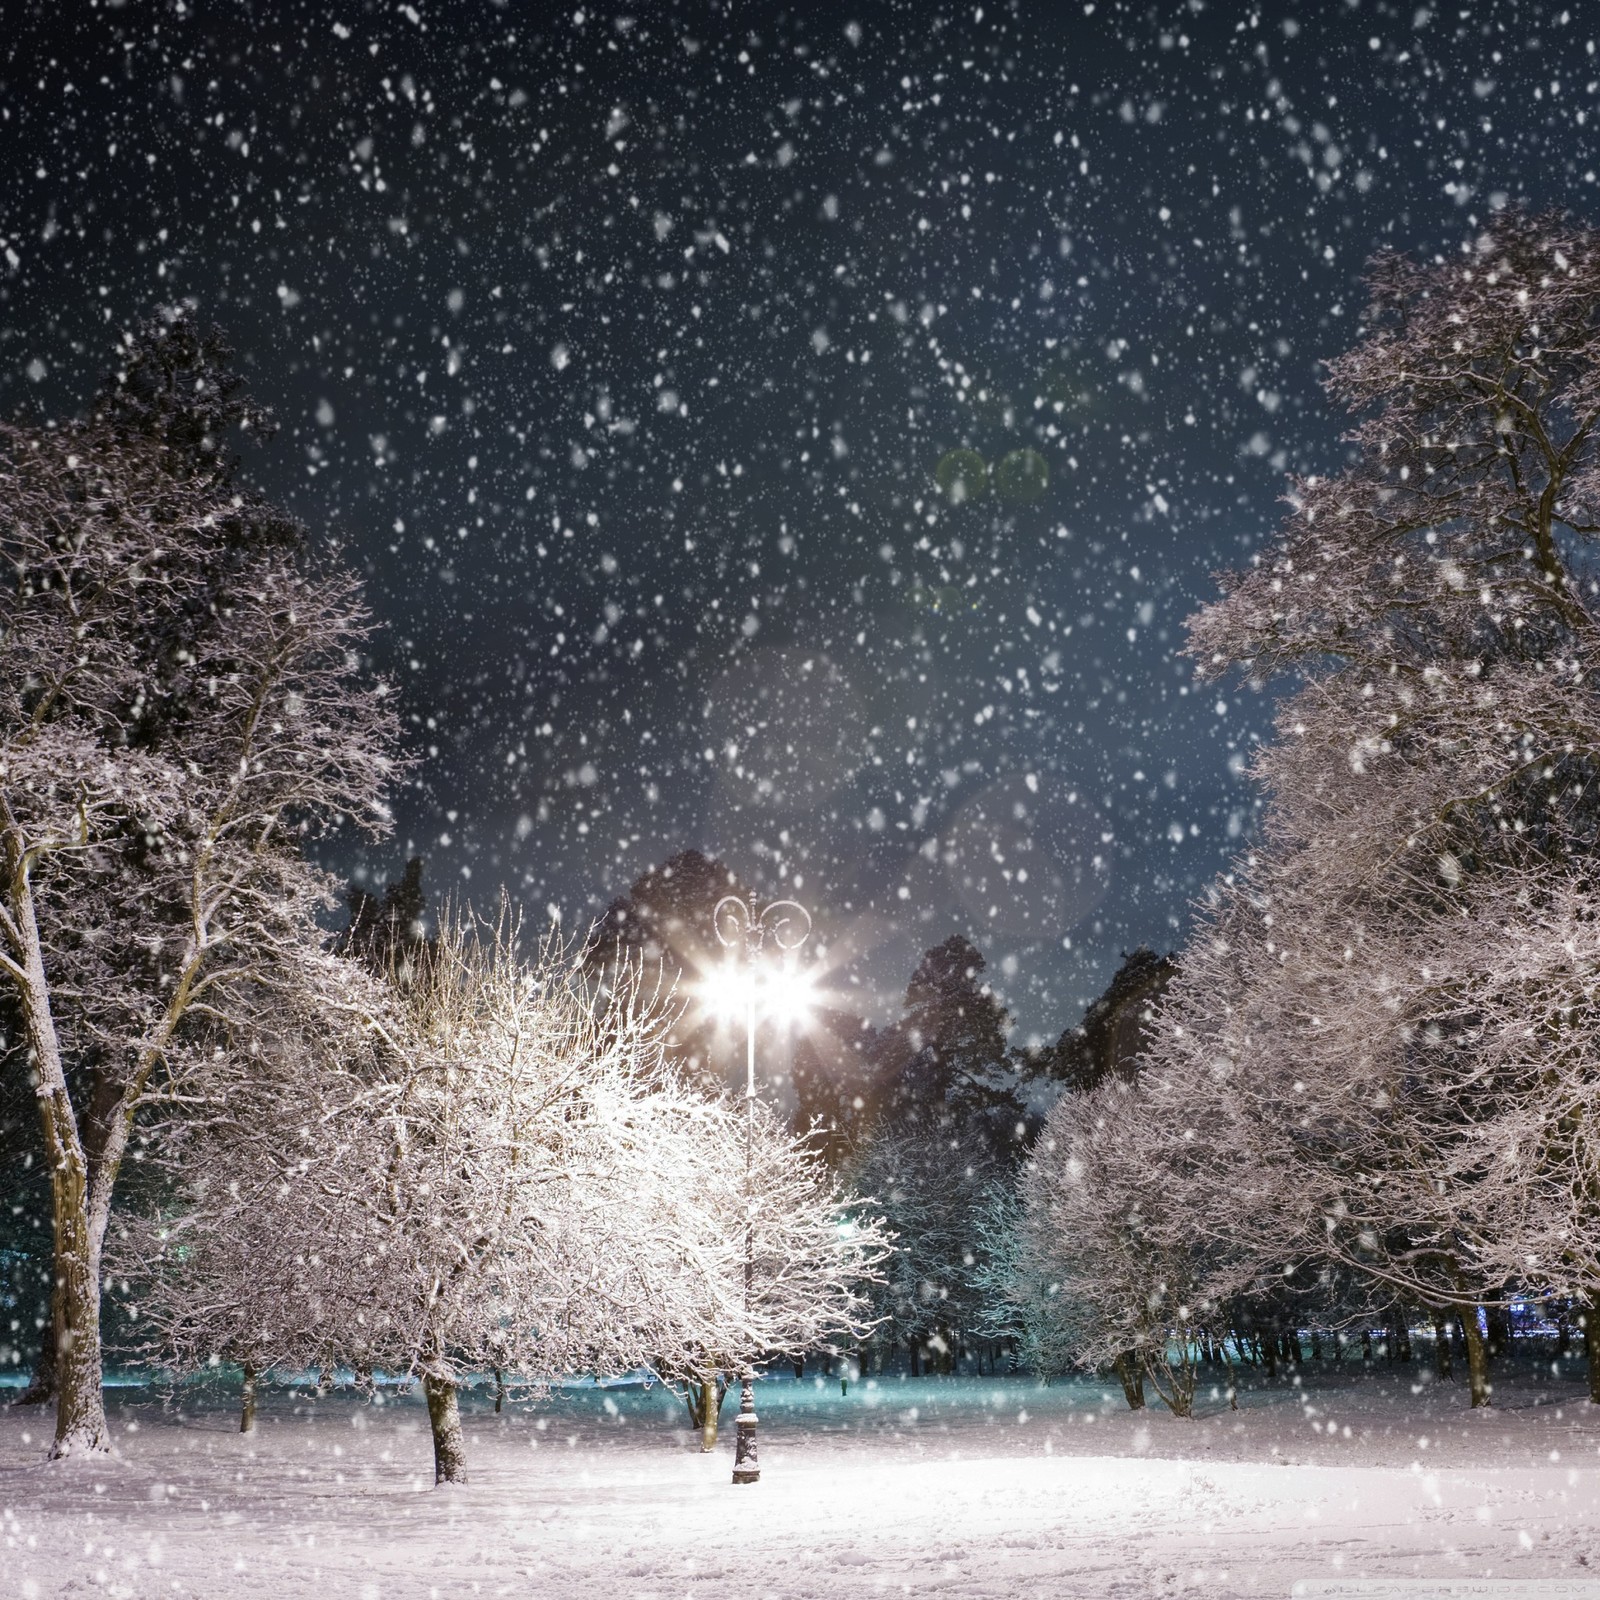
left=2, top=0, right=1594, bottom=1041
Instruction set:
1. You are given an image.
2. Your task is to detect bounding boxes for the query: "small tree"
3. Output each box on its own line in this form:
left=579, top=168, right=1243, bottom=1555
left=1020, top=1078, right=1223, bottom=1417
left=658, top=1094, right=892, bottom=1448
left=849, top=1127, right=1003, bottom=1374
left=112, top=959, right=389, bottom=1428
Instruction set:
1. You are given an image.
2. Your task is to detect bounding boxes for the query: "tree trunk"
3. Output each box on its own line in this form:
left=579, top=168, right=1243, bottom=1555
left=10, top=881, right=110, bottom=1457
left=1484, top=1301, right=1512, bottom=1360
left=240, top=1362, right=259, bottom=1434
left=4, top=807, right=210, bottom=1459
left=422, top=1373, right=467, bottom=1484
left=1582, top=1298, right=1600, bottom=1404
left=1114, top=1351, right=1146, bottom=1410
left=1260, top=1331, right=1278, bottom=1379
left=691, top=1374, right=726, bottom=1451
left=1142, top=1345, right=1198, bottom=1419
left=45, top=1109, right=109, bottom=1457
left=12, top=1304, right=56, bottom=1407
left=909, top=1339, right=920, bottom=1378
left=493, top=1367, right=505, bottom=1415
left=1429, top=1307, right=1454, bottom=1380
left=1459, top=1310, right=1491, bottom=1408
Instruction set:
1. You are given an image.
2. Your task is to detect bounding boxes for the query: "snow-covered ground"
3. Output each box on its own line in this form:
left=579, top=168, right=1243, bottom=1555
left=4, top=1361, right=1600, bottom=1598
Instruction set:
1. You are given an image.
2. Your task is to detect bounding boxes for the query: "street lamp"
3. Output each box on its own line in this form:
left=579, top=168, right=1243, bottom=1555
left=711, top=888, right=812, bottom=1486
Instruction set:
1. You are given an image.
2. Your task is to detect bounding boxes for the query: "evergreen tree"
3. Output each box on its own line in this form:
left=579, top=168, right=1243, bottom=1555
left=589, top=849, right=733, bottom=971
left=1034, top=946, right=1175, bottom=1095
left=789, top=1007, right=883, bottom=1167
left=90, top=303, right=275, bottom=482
left=585, top=848, right=742, bottom=1085
left=877, top=935, right=1022, bottom=1150
left=340, top=857, right=433, bottom=985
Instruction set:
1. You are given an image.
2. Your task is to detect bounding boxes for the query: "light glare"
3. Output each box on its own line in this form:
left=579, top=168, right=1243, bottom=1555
left=697, top=962, right=817, bottom=1030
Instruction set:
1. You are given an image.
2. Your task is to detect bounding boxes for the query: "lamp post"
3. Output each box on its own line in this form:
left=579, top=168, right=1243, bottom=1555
left=712, top=888, right=812, bottom=1486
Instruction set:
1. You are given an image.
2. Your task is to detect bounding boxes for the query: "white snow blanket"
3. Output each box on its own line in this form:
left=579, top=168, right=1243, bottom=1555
left=3, top=1367, right=1599, bottom=1597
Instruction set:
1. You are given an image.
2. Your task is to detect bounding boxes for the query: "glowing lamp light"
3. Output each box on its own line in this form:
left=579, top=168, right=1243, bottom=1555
left=758, top=964, right=818, bottom=1029
left=698, top=959, right=817, bottom=1031
left=696, top=962, right=748, bottom=1024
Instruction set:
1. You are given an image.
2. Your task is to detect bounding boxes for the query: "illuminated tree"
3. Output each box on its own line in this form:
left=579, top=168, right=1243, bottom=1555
left=123, top=916, right=888, bottom=1483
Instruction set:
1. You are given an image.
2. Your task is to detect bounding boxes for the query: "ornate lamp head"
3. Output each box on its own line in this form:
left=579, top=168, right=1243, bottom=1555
left=713, top=891, right=812, bottom=959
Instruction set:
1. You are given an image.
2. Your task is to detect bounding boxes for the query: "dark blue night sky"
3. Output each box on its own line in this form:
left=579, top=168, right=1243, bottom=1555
left=2, top=0, right=1593, bottom=1038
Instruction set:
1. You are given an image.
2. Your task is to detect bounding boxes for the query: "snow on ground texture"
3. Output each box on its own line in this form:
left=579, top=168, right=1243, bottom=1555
left=3, top=1364, right=1600, bottom=1598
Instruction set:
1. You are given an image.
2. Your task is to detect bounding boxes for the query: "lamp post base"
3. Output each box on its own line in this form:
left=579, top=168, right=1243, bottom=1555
left=731, top=1374, right=759, bottom=1484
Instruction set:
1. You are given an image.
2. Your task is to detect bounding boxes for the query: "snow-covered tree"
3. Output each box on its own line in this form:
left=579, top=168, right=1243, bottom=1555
left=965, top=1180, right=1050, bottom=1376
left=834, top=934, right=1026, bottom=1377
left=849, top=1126, right=1005, bottom=1374
left=1018, top=1077, right=1223, bottom=1417
left=0, top=312, right=397, bottom=1455
left=1150, top=764, right=1600, bottom=1403
left=1135, top=210, right=1600, bottom=1407
left=657, top=1091, right=892, bottom=1449
left=121, top=911, right=888, bottom=1482
left=110, top=957, right=387, bottom=1429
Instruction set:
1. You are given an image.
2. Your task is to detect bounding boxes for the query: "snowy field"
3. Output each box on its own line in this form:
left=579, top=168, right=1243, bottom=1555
left=5, top=1364, right=1600, bottom=1599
